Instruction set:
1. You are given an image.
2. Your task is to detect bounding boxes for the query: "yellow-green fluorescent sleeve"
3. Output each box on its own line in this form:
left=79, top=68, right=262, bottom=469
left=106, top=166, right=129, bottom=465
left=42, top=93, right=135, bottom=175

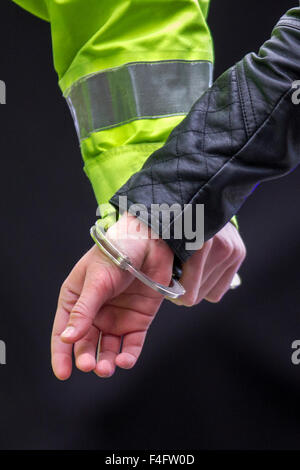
left=12, top=0, right=214, bottom=213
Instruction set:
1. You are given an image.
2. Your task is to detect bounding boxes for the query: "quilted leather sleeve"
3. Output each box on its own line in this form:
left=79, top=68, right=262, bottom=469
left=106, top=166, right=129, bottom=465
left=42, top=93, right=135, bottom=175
left=111, top=7, right=300, bottom=262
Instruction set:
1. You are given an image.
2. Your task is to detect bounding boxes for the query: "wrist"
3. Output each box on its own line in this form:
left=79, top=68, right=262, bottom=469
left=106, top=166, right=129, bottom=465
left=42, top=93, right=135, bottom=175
left=106, top=212, right=155, bottom=269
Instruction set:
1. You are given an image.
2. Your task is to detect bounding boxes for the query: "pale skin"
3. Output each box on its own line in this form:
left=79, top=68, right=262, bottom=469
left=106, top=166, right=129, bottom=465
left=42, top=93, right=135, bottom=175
left=51, top=213, right=246, bottom=380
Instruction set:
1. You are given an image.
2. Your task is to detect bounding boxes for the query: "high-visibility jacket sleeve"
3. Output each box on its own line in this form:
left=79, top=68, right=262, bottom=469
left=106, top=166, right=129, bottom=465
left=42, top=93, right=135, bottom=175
left=12, top=0, right=214, bottom=221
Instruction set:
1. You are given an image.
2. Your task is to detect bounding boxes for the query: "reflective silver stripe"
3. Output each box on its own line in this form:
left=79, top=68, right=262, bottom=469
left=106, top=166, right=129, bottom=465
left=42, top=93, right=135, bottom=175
left=65, top=60, right=213, bottom=141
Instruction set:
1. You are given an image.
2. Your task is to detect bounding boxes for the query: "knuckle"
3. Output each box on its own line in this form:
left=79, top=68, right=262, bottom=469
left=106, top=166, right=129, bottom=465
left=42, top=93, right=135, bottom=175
left=183, top=301, right=194, bottom=308
left=89, top=265, right=115, bottom=297
left=59, top=281, right=79, bottom=308
left=89, top=277, right=105, bottom=294
left=182, top=293, right=198, bottom=307
left=204, top=239, right=213, bottom=252
left=234, top=241, right=247, bottom=262
left=240, top=242, right=247, bottom=260
left=70, top=299, right=91, bottom=322
left=207, top=292, right=223, bottom=303
left=216, top=237, right=233, bottom=259
left=60, top=279, right=70, bottom=297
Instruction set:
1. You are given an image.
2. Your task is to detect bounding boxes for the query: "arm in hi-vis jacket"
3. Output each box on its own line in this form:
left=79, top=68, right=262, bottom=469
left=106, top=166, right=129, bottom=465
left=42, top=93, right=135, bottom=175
left=12, top=0, right=215, bottom=221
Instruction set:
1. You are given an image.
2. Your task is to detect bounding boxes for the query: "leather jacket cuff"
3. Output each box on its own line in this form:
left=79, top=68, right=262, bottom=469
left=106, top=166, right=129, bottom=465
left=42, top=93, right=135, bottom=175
left=111, top=7, right=300, bottom=262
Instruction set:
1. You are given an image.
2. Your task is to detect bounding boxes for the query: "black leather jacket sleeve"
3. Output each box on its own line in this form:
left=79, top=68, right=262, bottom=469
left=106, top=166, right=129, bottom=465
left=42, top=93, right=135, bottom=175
left=111, top=7, right=300, bottom=262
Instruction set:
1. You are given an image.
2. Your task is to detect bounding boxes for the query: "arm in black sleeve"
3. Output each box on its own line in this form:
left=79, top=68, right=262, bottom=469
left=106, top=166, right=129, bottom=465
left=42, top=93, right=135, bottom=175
left=110, top=7, right=300, bottom=262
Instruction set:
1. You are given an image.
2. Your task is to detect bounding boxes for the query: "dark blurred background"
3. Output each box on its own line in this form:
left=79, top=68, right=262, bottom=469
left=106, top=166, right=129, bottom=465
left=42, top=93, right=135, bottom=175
left=0, top=0, right=299, bottom=450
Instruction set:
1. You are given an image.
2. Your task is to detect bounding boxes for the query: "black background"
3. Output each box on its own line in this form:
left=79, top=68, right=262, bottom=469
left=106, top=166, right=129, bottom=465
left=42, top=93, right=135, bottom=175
left=0, top=0, right=300, bottom=450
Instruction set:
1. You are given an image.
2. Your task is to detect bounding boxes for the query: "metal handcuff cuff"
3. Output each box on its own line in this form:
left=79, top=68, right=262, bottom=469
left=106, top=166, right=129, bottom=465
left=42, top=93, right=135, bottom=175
left=90, top=220, right=241, bottom=300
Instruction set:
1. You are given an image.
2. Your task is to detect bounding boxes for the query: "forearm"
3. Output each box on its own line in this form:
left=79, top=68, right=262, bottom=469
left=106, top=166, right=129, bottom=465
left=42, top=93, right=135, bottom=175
left=111, top=6, right=300, bottom=261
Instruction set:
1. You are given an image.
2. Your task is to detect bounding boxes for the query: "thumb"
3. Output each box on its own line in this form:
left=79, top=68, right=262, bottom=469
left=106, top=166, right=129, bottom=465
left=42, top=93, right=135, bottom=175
left=60, top=265, right=116, bottom=343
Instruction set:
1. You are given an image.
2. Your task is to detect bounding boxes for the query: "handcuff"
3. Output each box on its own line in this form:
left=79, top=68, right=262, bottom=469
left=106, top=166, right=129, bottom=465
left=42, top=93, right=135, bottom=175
left=90, top=221, right=241, bottom=300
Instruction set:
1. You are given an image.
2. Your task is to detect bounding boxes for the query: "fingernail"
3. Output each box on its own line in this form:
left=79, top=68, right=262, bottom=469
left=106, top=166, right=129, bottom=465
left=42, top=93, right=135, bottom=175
left=61, top=326, right=75, bottom=338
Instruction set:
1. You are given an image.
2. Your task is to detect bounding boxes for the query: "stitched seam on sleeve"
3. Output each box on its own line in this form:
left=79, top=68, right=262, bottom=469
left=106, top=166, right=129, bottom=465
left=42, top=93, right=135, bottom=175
left=117, top=181, right=172, bottom=194
left=175, top=135, right=184, bottom=208
left=244, top=60, right=258, bottom=128
left=171, top=127, right=245, bottom=139
left=228, top=77, right=233, bottom=154
left=191, top=101, right=241, bottom=114
left=193, top=73, right=237, bottom=96
left=183, top=88, right=292, bottom=207
left=207, top=101, right=240, bottom=113
left=203, top=86, right=212, bottom=156
left=235, top=65, right=250, bottom=138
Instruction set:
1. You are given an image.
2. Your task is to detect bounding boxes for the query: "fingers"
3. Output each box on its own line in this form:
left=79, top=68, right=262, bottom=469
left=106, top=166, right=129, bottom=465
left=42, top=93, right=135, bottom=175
left=115, top=331, right=147, bottom=369
left=204, top=261, right=241, bottom=303
left=172, top=222, right=246, bottom=307
left=75, top=329, right=147, bottom=377
left=51, top=301, right=77, bottom=381
left=198, top=256, right=240, bottom=303
left=195, top=233, right=236, bottom=302
left=74, top=325, right=99, bottom=373
left=94, top=333, right=122, bottom=378
left=75, top=330, right=122, bottom=378
left=204, top=227, right=246, bottom=303
left=51, top=327, right=73, bottom=381
left=171, top=240, right=212, bottom=306
left=60, top=265, right=115, bottom=344
left=51, top=256, right=87, bottom=380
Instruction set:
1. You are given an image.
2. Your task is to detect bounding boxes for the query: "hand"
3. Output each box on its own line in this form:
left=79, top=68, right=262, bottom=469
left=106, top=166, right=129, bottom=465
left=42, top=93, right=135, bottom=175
left=171, top=222, right=246, bottom=307
left=51, top=213, right=174, bottom=380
